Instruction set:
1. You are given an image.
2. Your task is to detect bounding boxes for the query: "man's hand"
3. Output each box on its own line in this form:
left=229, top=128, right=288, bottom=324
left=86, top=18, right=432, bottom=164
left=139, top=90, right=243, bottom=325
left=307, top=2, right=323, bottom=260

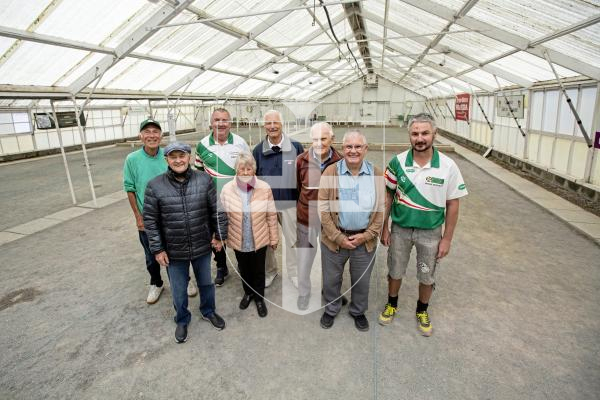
left=155, top=251, right=169, bottom=267
left=436, top=237, right=452, bottom=260
left=135, top=214, right=144, bottom=231
left=380, top=227, right=391, bottom=246
left=340, top=237, right=357, bottom=250
left=211, top=238, right=223, bottom=252
left=347, top=233, right=366, bottom=248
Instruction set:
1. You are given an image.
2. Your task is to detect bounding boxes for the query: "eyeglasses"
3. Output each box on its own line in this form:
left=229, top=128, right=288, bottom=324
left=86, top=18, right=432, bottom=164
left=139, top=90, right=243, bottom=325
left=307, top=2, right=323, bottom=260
left=344, top=144, right=366, bottom=151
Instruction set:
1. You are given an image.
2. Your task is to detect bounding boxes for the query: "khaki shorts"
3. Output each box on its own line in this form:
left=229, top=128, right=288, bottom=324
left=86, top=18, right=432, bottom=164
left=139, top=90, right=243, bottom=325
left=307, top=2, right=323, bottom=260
left=387, top=225, right=442, bottom=285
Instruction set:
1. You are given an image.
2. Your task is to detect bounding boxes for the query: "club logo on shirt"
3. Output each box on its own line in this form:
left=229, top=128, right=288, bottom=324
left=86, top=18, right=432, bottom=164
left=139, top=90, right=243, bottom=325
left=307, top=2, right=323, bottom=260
left=458, top=183, right=466, bottom=190
left=425, top=176, right=444, bottom=186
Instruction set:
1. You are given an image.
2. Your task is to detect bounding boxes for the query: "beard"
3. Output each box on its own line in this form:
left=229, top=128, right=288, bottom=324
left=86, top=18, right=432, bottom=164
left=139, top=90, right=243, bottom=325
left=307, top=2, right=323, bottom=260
left=413, top=142, right=432, bottom=152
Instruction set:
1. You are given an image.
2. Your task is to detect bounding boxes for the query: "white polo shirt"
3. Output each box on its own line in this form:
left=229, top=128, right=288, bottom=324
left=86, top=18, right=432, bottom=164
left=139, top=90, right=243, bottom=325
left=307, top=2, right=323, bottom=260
left=384, top=147, right=467, bottom=229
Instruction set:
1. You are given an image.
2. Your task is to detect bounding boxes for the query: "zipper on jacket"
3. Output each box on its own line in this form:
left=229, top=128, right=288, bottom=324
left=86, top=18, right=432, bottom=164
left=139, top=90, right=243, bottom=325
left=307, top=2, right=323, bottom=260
left=180, top=181, right=193, bottom=257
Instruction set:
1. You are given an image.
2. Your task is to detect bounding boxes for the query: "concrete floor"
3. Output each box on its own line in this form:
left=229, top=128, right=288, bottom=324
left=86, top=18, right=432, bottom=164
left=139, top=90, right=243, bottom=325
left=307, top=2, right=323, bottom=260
left=0, top=134, right=599, bottom=399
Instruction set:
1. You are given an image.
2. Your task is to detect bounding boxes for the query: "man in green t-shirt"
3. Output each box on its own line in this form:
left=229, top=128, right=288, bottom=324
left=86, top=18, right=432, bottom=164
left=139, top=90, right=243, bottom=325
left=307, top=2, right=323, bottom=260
left=124, top=119, right=176, bottom=304
left=378, top=113, right=468, bottom=336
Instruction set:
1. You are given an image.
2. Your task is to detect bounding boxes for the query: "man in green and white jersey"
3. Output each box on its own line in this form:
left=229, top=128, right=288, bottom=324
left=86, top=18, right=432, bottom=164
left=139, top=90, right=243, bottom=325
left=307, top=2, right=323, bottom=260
left=194, top=108, right=250, bottom=286
left=378, top=113, right=468, bottom=336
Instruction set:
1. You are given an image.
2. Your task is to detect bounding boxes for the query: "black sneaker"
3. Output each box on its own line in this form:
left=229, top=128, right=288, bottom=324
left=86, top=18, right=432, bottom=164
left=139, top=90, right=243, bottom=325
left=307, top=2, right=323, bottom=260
left=255, top=299, right=268, bottom=318
left=320, top=312, right=335, bottom=329
left=215, top=270, right=229, bottom=287
left=351, top=313, right=369, bottom=332
left=239, top=294, right=253, bottom=310
left=202, top=312, right=226, bottom=330
left=175, top=324, right=188, bottom=343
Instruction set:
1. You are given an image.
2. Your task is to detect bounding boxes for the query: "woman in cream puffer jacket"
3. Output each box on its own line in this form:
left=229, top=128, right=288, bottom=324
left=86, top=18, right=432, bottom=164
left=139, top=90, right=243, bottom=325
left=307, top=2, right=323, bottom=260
left=220, top=152, right=278, bottom=317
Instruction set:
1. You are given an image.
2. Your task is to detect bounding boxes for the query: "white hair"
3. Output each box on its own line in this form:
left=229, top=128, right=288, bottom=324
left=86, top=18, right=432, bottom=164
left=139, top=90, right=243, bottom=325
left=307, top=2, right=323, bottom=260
left=310, top=122, right=334, bottom=138
left=342, top=130, right=367, bottom=145
left=264, top=109, right=283, bottom=123
left=234, top=151, right=257, bottom=172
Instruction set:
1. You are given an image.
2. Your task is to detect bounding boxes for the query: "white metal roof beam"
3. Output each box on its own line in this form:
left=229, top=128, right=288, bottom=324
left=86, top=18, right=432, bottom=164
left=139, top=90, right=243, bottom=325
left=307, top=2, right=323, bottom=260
left=67, top=0, right=194, bottom=95
left=362, top=10, right=530, bottom=90
left=0, top=27, right=298, bottom=88
left=403, top=0, right=600, bottom=80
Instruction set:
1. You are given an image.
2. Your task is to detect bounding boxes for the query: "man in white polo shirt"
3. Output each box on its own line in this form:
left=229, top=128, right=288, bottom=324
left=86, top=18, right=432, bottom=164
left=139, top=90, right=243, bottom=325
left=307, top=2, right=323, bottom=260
left=195, top=107, right=250, bottom=286
left=378, top=113, right=468, bottom=336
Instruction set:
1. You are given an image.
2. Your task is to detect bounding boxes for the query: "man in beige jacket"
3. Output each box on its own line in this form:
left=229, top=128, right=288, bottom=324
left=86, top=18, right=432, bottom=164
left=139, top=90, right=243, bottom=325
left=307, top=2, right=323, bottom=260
left=318, top=130, right=385, bottom=331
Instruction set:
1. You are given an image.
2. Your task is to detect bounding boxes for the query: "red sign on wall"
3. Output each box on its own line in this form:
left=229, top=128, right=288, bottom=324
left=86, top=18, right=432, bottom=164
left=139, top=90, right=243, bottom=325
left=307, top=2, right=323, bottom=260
left=455, top=93, right=470, bottom=121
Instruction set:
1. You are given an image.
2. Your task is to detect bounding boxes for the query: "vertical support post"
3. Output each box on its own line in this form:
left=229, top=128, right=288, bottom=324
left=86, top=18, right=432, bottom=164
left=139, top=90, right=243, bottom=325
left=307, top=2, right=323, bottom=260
left=51, top=100, right=77, bottom=205
left=583, top=81, right=600, bottom=183
left=166, top=98, right=177, bottom=143
left=71, top=97, right=97, bottom=207
left=523, top=88, right=533, bottom=160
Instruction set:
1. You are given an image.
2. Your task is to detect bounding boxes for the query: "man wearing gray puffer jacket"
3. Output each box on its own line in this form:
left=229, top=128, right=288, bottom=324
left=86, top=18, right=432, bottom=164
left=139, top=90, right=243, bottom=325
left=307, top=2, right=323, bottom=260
left=143, top=142, right=228, bottom=343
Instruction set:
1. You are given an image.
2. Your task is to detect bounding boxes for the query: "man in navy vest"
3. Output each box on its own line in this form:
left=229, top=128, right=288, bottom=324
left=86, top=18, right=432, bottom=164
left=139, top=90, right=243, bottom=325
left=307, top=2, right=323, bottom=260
left=252, top=110, right=304, bottom=289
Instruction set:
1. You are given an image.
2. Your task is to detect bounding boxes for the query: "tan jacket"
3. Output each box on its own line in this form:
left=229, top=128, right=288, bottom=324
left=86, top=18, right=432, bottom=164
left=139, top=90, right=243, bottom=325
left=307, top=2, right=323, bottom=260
left=318, top=161, right=385, bottom=253
left=220, top=178, right=279, bottom=252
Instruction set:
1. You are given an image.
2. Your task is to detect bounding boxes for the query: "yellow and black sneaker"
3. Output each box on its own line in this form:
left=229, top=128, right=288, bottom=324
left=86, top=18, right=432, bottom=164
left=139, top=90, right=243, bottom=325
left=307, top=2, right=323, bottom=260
left=378, top=303, right=397, bottom=326
left=416, top=310, right=432, bottom=336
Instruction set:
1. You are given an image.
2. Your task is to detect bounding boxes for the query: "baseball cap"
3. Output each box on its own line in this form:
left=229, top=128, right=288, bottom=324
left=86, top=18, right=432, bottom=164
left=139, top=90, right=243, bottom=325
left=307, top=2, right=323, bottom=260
left=164, top=141, right=191, bottom=155
left=140, top=118, right=162, bottom=131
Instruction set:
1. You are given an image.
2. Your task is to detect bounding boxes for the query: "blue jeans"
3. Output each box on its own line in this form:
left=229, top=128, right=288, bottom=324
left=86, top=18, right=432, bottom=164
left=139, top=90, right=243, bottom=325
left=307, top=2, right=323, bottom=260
left=167, top=253, right=215, bottom=325
left=138, top=230, right=163, bottom=287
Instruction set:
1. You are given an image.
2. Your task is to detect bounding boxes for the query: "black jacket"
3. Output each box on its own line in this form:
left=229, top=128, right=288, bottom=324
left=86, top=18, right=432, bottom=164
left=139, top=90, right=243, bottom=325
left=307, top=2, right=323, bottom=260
left=143, top=167, right=228, bottom=261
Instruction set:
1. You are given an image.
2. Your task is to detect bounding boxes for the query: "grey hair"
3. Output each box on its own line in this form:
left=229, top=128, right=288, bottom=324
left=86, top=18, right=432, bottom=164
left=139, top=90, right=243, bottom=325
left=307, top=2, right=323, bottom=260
left=342, top=130, right=367, bottom=145
left=310, top=122, right=334, bottom=138
left=264, top=109, right=283, bottom=123
left=234, top=151, right=257, bottom=173
left=211, top=107, right=231, bottom=121
left=408, top=112, right=437, bottom=131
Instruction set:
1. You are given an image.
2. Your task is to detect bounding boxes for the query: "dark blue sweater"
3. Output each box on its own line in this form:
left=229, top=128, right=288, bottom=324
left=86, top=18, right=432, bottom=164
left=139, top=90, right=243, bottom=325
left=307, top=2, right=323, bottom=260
left=253, top=135, right=304, bottom=209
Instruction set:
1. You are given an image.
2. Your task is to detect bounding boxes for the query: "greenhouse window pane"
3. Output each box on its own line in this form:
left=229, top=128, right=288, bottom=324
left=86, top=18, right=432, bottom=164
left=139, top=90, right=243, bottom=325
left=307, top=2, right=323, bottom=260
left=542, top=90, right=559, bottom=133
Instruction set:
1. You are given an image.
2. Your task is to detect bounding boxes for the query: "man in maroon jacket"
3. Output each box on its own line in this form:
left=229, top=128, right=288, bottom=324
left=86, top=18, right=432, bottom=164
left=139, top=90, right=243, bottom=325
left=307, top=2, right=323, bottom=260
left=295, top=122, right=343, bottom=310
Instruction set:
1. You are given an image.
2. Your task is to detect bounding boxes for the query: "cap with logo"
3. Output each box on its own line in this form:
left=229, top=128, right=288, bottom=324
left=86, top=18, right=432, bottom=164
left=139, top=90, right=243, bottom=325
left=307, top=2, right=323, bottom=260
left=164, top=141, right=191, bottom=155
left=139, top=118, right=162, bottom=131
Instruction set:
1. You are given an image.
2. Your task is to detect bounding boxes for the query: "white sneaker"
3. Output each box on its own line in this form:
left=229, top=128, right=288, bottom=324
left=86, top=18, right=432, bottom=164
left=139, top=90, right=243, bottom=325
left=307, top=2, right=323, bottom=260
left=291, top=276, right=298, bottom=289
left=187, top=280, right=198, bottom=297
left=146, top=285, right=163, bottom=304
left=265, top=273, right=278, bottom=288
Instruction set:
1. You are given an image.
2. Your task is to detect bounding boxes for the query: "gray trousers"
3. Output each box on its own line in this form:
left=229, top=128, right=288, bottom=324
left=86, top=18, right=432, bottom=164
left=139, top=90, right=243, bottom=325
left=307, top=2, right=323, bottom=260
left=296, top=222, right=319, bottom=297
left=321, top=242, right=375, bottom=317
left=266, top=207, right=298, bottom=278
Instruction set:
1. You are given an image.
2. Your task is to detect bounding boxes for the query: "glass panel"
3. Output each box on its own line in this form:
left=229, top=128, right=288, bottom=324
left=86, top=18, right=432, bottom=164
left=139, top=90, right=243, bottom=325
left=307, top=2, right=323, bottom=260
left=530, top=91, right=544, bottom=131
left=578, top=86, right=597, bottom=138
left=14, top=123, right=31, bottom=133
left=557, top=88, right=578, bottom=135
left=542, top=90, right=559, bottom=133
